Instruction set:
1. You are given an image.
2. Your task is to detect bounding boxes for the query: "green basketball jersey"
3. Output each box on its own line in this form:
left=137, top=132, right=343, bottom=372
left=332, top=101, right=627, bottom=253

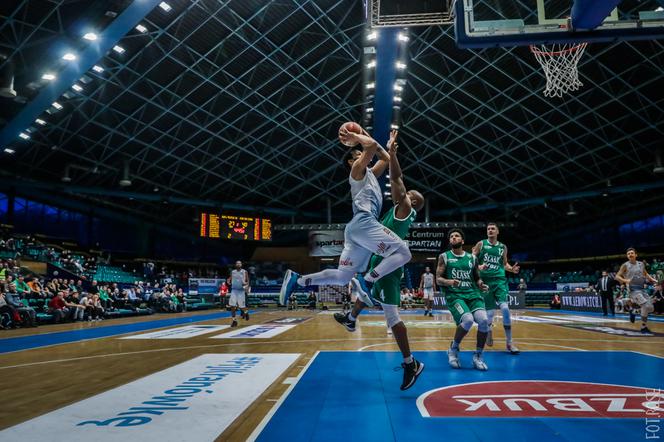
left=441, top=250, right=480, bottom=299
left=368, top=206, right=416, bottom=271
left=478, top=239, right=506, bottom=279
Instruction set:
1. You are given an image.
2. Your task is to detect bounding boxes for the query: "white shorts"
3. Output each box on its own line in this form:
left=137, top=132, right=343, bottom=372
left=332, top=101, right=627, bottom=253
left=629, top=290, right=650, bottom=306
left=338, top=212, right=406, bottom=273
left=423, top=288, right=434, bottom=300
left=229, top=289, right=246, bottom=308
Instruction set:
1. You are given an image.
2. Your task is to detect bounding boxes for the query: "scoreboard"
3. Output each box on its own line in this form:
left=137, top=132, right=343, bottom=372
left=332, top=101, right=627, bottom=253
left=200, top=213, right=271, bottom=241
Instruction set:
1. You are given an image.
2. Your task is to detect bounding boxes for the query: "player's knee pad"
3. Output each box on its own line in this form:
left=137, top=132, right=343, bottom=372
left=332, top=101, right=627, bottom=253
left=383, top=304, right=401, bottom=329
left=499, top=302, right=511, bottom=326
left=473, top=309, right=489, bottom=333
left=486, top=309, right=495, bottom=324
left=460, top=312, right=474, bottom=331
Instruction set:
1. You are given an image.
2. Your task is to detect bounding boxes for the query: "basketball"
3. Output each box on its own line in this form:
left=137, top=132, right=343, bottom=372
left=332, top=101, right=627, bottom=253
left=338, top=121, right=362, bottom=147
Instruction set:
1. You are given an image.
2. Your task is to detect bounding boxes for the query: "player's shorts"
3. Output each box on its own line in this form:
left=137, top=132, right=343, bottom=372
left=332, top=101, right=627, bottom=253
left=446, top=295, right=485, bottom=326
left=371, top=272, right=401, bottom=306
left=422, top=287, right=434, bottom=300
left=629, top=289, right=651, bottom=307
left=338, top=212, right=406, bottom=273
left=482, top=277, right=509, bottom=310
left=229, top=289, right=246, bottom=308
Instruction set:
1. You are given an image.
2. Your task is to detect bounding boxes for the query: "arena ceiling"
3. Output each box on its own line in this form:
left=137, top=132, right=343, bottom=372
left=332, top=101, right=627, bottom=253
left=1, top=0, right=664, bottom=243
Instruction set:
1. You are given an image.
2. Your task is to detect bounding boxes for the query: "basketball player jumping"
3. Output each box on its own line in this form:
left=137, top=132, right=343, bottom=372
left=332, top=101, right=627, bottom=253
left=437, top=229, right=490, bottom=371
left=228, top=260, right=249, bottom=327
left=334, top=130, right=425, bottom=390
left=280, top=127, right=413, bottom=309
left=615, top=247, right=657, bottom=334
left=472, top=222, right=520, bottom=354
left=419, top=266, right=436, bottom=317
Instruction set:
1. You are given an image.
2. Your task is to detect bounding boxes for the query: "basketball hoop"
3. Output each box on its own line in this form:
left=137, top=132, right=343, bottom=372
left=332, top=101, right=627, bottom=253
left=530, top=42, right=587, bottom=98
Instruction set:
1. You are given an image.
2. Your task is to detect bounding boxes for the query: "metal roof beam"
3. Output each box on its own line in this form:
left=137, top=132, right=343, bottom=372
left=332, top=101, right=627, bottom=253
left=0, top=0, right=165, bottom=148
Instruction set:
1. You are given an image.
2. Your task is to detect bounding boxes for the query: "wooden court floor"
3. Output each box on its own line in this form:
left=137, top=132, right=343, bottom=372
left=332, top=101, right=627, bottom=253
left=0, top=308, right=662, bottom=441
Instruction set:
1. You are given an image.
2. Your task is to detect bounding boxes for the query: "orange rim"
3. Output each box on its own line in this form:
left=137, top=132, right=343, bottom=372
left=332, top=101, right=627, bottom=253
left=529, top=43, right=587, bottom=56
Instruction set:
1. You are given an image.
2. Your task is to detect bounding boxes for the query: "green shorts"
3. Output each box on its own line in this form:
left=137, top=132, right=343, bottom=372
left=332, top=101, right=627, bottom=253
left=371, top=271, right=402, bottom=306
left=446, top=295, right=485, bottom=325
left=482, top=277, right=509, bottom=310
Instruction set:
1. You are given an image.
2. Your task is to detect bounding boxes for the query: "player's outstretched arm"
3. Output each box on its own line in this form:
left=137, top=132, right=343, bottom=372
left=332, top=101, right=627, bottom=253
left=370, top=128, right=390, bottom=178
left=386, top=130, right=411, bottom=218
left=471, top=240, right=482, bottom=257
left=473, top=257, right=489, bottom=292
left=503, top=244, right=520, bottom=273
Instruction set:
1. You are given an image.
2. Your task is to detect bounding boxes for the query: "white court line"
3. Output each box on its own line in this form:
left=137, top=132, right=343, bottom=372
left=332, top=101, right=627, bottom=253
left=358, top=340, right=587, bottom=352
left=246, top=351, right=320, bottom=442
left=0, top=336, right=659, bottom=370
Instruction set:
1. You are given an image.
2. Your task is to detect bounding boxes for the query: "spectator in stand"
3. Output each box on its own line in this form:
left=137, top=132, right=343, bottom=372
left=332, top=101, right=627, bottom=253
left=57, top=279, right=68, bottom=292
left=48, top=291, right=70, bottom=323
left=5, top=283, right=37, bottom=326
left=653, top=284, right=664, bottom=314
left=307, top=291, right=317, bottom=310
left=46, top=279, right=58, bottom=296
left=88, top=280, right=99, bottom=295
left=76, top=280, right=84, bottom=293
left=176, top=288, right=186, bottom=311
left=288, top=292, right=297, bottom=310
left=114, top=289, right=127, bottom=309
left=97, top=285, right=113, bottom=310
left=15, top=276, right=32, bottom=298
left=550, top=294, right=561, bottom=309
left=0, top=292, right=15, bottom=328
left=518, top=278, right=527, bottom=296
left=66, top=291, right=85, bottom=321
left=90, top=294, right=104, bottom=320
left=27, top=277, right=44, bottom=299
left=126, top=287, right=139, bottom=309
left=68, top=279, right=77, bottom=292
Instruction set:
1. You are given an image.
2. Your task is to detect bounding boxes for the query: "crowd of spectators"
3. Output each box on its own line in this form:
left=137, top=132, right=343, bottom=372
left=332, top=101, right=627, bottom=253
left=0, top=258, right=190, bottom=329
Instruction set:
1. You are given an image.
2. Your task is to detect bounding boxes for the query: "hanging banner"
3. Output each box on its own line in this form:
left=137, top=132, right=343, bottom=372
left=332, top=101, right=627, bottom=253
left=406, top=229, right=445, bottom=253
left=188, top=278, right=223, bottom=295
left=308, top=230, right=344, bottom=257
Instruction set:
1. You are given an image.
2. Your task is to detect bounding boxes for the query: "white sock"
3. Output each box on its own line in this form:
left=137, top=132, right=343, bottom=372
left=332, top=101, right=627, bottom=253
left=298, top=269, right=353, bottom=286
left=348, top=312, right=357, bottom=321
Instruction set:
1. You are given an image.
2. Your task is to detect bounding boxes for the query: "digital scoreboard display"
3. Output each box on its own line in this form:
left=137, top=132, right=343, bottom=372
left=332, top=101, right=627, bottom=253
left=200, top=213, right=271, bottom=241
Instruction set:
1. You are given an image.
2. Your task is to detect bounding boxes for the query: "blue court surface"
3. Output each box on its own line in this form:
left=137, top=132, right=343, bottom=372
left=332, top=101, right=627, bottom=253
left=529, top=308, right=664, bottom=322
left=0, top=311, right=233, bottom=354
left=256, top=351, right=663, bottom=442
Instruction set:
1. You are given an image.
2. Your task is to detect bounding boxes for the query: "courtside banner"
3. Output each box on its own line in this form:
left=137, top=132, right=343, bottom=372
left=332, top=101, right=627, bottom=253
left=210, top=324, right=296, bottom=339
left=120, top=325, right=230, bottom=340
left=265, top=317, right=311, bottom=325
left=0, top=353, right=299, bottom=442
left=308, top=230, right=344, bottom=257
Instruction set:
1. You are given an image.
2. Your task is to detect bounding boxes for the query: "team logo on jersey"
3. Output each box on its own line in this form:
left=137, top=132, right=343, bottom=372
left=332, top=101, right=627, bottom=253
left=417, top=381, right=662, bottom=418
left=376, top=242, right=391, bottom=254
left=339, top=258, right=353, bottom=266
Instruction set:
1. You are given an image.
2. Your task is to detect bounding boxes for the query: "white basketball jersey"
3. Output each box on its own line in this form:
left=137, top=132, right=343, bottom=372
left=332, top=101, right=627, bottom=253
left=422, top=273, right=434, bottom=288
left=231, top=269, right=247, bottom=290
left=349, top=167, right=382, bottom=219
left=623, top=261, right=645, bottom=290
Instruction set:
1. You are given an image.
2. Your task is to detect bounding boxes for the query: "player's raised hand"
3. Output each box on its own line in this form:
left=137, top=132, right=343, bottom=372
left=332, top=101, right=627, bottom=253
left=340, top=127, right=375, bottom=147
left=387, top=129, right=399, bottom=154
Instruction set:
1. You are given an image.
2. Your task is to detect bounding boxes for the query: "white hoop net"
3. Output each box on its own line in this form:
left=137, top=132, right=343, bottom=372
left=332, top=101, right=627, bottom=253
left=530, top=43, right=587, bottom=98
